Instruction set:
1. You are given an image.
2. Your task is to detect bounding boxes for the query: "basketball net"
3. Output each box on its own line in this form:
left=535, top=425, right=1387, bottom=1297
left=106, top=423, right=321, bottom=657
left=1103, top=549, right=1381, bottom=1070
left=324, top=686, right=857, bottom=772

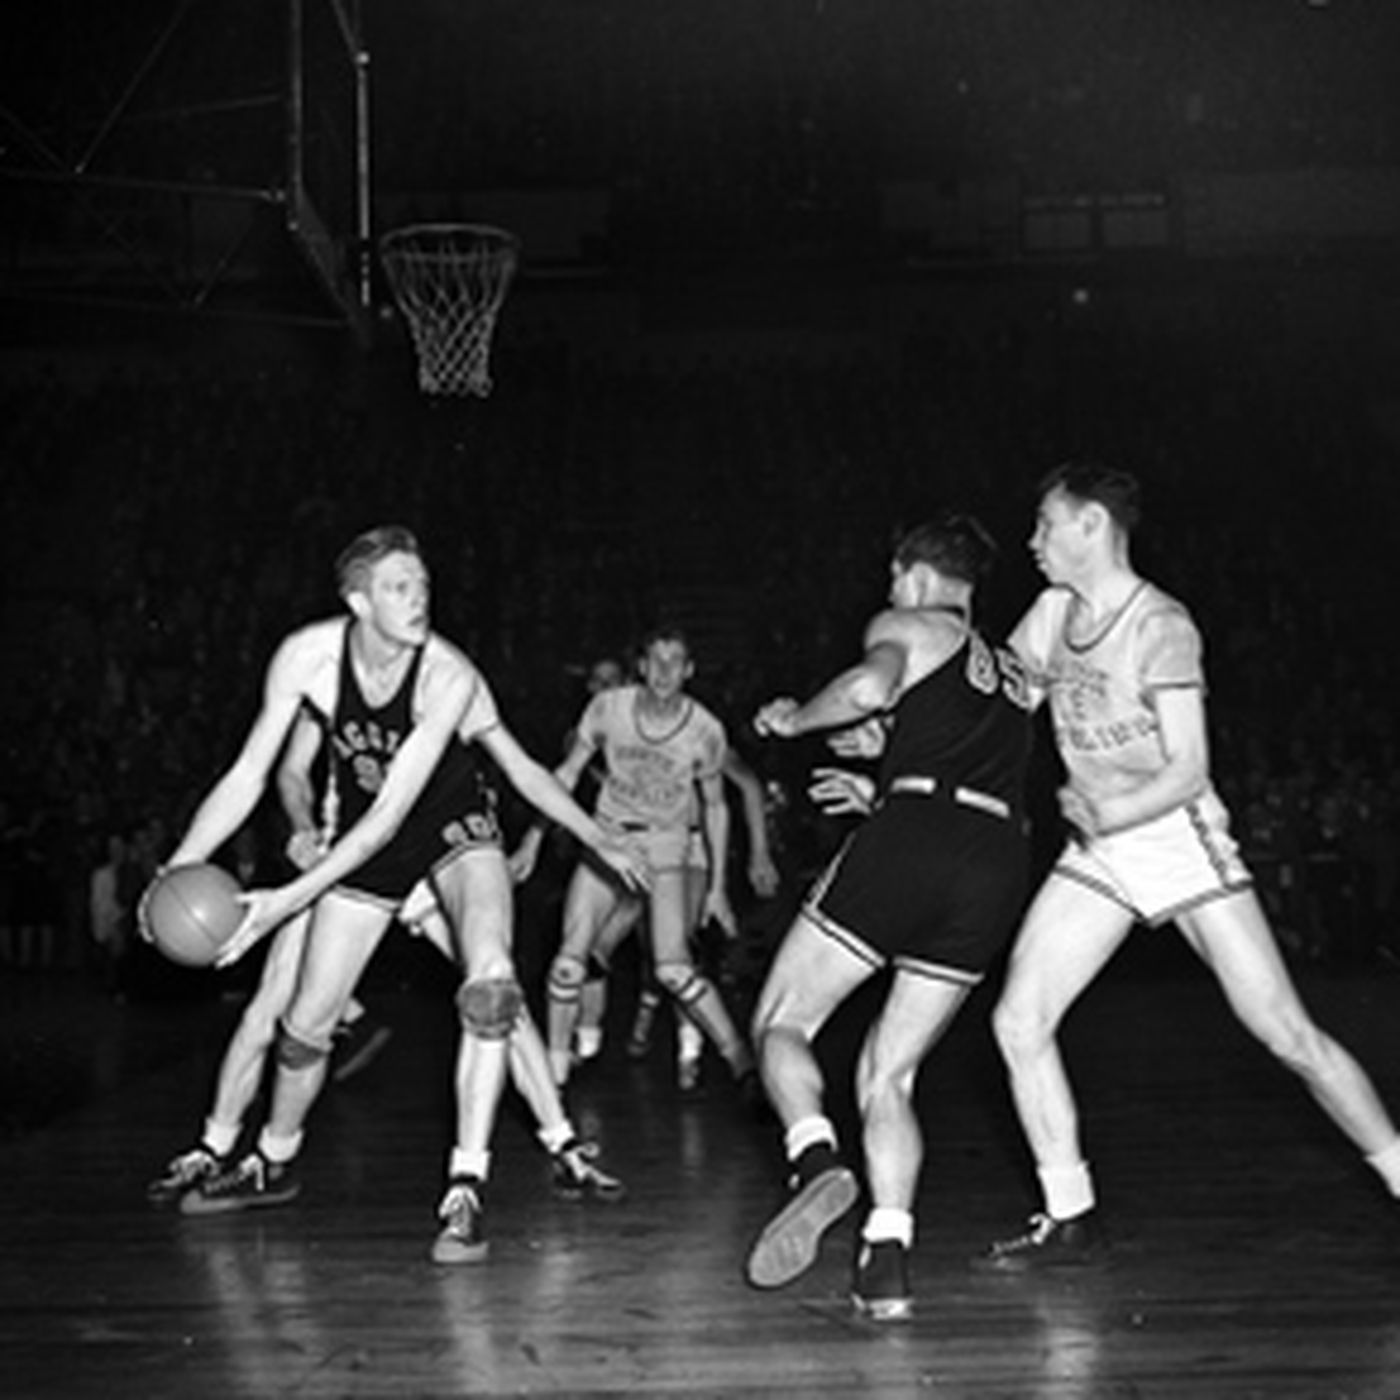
left=378, top=224, right=521, bottom=397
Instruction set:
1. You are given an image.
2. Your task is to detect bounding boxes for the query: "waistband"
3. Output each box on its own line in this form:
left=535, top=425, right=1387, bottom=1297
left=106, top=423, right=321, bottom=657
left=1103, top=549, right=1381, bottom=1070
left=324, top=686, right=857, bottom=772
left=887, top=774, right=1012, bottom=821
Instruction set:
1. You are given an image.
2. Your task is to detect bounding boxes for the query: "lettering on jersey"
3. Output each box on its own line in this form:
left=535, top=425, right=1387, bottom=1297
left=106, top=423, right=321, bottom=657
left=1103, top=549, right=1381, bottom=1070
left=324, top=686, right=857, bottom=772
left=995, top=647, right=1033, bottom=712
left=608, top=742, right=694, bottom=815
left=967, top=635, right=1033, bottom=712
left=966, top=634, right=998, bottom=694
left=331, top=719, right=405, bottom=797
left=1052, top=655, right=1158, bottom=755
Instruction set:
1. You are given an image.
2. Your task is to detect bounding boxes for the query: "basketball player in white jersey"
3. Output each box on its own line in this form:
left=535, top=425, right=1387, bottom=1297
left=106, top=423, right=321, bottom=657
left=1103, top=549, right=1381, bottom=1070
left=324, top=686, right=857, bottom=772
left=978, top=461, right=1400, bottom=1268
left=532, top=626, right=756, bottom=1094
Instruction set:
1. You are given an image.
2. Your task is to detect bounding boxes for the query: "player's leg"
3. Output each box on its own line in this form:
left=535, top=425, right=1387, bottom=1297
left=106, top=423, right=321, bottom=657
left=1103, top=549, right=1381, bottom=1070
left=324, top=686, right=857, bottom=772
left=574, top=892, right=642, bottom=1064
left=980, top=875, right=1132, bottom=1267
left=546, top=861, right=620, bottom=1086
left=183, top=893, right=393, bottom=1215
left=850, top=970, right=969, bottom=1320
left=148, top=910, right=310, bottom=1204
left=1181, top=889, right=1400, bottom=1195
left=403, top=892, right=623, bottom=1203
left=432, top=847, right=520, bottom=1263
left=674, top=862, right=709, bottom=1088
left=650, top=866, right=752, bottom=1087
left=745, top=912, right=874, bottom=1289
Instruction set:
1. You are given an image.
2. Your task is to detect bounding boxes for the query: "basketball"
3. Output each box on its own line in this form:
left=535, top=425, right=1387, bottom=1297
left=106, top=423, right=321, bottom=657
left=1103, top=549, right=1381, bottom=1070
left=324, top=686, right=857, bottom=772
left=143, top=863, right=245, bottom=968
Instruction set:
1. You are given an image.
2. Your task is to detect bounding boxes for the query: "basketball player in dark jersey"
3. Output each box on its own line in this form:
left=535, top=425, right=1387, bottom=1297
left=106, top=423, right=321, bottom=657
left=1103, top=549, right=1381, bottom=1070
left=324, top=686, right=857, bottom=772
left=148, top=706, right=628, bottom=1229
left=744, top=514, right=1033, bottom=1320
left=142, top=526, right=646, bottom=1260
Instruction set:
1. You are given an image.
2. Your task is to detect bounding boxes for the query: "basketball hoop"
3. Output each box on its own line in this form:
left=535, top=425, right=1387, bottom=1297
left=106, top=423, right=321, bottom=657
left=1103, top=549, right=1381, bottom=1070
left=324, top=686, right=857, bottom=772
left=378, top=223, right=521, bottom=397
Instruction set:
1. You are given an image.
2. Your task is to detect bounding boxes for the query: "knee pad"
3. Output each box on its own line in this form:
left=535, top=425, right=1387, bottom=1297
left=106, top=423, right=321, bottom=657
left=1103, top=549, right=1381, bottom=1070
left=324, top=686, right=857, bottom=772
left=547, top=953, right=587, bottom=1004
left=275, top=1022, right=330, bottom=1070
left=655, top=960, right=705, bottom=1007
left=457, top=977, right=524, bottom=1040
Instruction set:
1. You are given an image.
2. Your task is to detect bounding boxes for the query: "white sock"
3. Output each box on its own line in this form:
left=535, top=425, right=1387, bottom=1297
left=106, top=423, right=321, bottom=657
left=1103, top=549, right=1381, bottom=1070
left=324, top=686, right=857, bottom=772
left=1366, top=1137, right=1400, bottom=1197
left=1037, top=1160, right=1095, bottom=1220
left=575, top=1026, right=603, bottom=1059
left=538, top=1121, right=574, bottom=1156
left=257, top=1128, right=302, bottom=1165
left=785, top=1115, right=837, bottom=1163
left=202, top=1119, right=240, bottom=1158
left=450, top=1146, right=491, bottom=1182
left=677, top=1018, right=704, bottom=1065
left=863, top=1207, right=914, bottom=1248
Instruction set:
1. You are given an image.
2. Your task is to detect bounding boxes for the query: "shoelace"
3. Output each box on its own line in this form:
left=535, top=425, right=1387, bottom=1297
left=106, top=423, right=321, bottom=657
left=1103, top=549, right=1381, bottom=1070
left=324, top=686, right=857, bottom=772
left=440, top=1183, right=480, bottom=1223
left=995, top=1212, right=1055, bottom=1254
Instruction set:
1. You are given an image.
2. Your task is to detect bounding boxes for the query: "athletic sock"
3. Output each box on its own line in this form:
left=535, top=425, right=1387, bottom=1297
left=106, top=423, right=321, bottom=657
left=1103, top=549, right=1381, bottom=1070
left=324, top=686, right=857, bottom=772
left=258, top=1128, right=303, bottom=1165
left=537, top=1121, right=574, bottom=1156
left=785, top=1115, right=838, bottom=1164
left=1037, top=1161, right=1096, bottom=1220
left=863, top=1207, right=914, bottom=1249
left=1365, top=1137, right=1400, bottom=1197
left=450, top=1146, right=491, bottom=1182
left=202, top=1119, right=240, bottom=1158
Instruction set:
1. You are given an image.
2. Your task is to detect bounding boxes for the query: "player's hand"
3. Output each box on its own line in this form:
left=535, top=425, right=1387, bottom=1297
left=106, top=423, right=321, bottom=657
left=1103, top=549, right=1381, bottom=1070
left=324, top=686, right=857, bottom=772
left=808, top=766, right=877, bottom=817
left=703, top=886, right=739, bottom=940
left=595, top=833, right=651, bottom=893
left=754, top=698, right=801, bottom=739
left=1057, top=784, right=1100, bottom=840
left=215, top=887, right=296, bottom=968
left=135, top=877, right=161, bottom=944
left=507, top=827, right=544, bottom=885
left=285, top=830, right=325, bottom=872
left=747, top=850, right=780, bottom=899
left=828, top=716, right=887, bottom=760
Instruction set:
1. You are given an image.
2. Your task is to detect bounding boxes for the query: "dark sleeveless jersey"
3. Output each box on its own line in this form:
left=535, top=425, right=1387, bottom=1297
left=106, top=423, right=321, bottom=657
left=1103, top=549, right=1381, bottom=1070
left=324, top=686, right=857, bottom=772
left=877, top=629, right=1033, bottom=814
left=317, top=622, right=493, bottom=844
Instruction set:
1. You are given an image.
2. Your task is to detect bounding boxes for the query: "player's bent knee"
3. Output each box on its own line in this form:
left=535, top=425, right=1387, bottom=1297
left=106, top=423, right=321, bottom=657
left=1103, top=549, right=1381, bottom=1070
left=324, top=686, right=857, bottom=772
left=655, top=960, right=704, bottom=1004
left=458, top=977, right=524, bottom=1040
left=547, top=953, right=587, bottom=1004
left=276, top=1022, right=331, bottom=1070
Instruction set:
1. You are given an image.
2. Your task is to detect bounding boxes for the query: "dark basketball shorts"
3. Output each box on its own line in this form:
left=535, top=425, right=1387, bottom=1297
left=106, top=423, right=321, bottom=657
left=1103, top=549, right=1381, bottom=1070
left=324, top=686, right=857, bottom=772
left=336, top=784, right=504, bottom=911
left=803, top=793, right=1028, bottom=985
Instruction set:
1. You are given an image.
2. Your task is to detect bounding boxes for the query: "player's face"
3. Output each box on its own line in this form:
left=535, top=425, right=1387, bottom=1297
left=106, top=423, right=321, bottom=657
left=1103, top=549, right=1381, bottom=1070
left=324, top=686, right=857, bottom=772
left=1029, top=490, right=1088, bottom=584
left=588, top=659, right=625, bottom=695
left=363, top=551, right=430, bottom=644
left=640, top=640, right=691, bottom=700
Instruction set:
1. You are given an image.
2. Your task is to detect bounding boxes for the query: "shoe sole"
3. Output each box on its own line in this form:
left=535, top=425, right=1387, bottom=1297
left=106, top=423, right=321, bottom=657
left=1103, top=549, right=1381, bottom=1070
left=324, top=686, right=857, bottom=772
left=971, top=1241, right=1106, bottom=1274
left=552, top=1180, right=627, bottom=1204
left=431, top=1234, right=490, bottom=1265
left=746, top=1167, right=859, bottom=1289
left=179, top=1181, right=302, bottom=1217
left=853, top=1293, right=913, bottom=1323
left=331, top=1027, right=393, bottom=1084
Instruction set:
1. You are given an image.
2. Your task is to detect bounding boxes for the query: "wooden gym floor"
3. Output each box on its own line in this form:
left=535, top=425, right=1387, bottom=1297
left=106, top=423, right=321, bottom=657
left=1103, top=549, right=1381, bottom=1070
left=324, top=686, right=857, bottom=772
left=2, top=937, right=1399, bottom=1399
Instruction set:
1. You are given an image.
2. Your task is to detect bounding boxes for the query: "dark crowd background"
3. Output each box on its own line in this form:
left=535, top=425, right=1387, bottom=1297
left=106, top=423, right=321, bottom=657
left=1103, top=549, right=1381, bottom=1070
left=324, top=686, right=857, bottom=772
left=2, top=0, right=1399, bottom=1001
left=1, top=295, right=1397, bottom=1000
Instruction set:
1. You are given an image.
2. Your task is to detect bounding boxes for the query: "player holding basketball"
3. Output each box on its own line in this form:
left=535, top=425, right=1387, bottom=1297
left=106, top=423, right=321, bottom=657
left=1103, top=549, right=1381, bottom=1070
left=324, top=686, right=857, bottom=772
left=977, top=460, right=1400, bottom=1269
left=743, top=513, right=1033, bottom=1320
left=527, top=626, right=756, bottom=1095
left=142, top=526, right=646, bottom=1261
left=147, top=710, right=627, bottom=1232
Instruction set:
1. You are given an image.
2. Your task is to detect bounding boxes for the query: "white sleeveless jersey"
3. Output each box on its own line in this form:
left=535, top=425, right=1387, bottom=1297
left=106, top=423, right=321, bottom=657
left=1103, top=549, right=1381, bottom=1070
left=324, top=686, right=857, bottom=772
left=579, top=685, right=726, bottom=833
left=1011, top=581, right=1204, bottom=804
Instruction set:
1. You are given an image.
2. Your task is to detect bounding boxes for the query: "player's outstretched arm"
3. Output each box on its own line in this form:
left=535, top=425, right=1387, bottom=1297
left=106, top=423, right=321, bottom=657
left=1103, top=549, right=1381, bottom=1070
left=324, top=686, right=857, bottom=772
left=165, top=633, right=321, bottom=870
left=480, top=723, right=649, bottom=892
